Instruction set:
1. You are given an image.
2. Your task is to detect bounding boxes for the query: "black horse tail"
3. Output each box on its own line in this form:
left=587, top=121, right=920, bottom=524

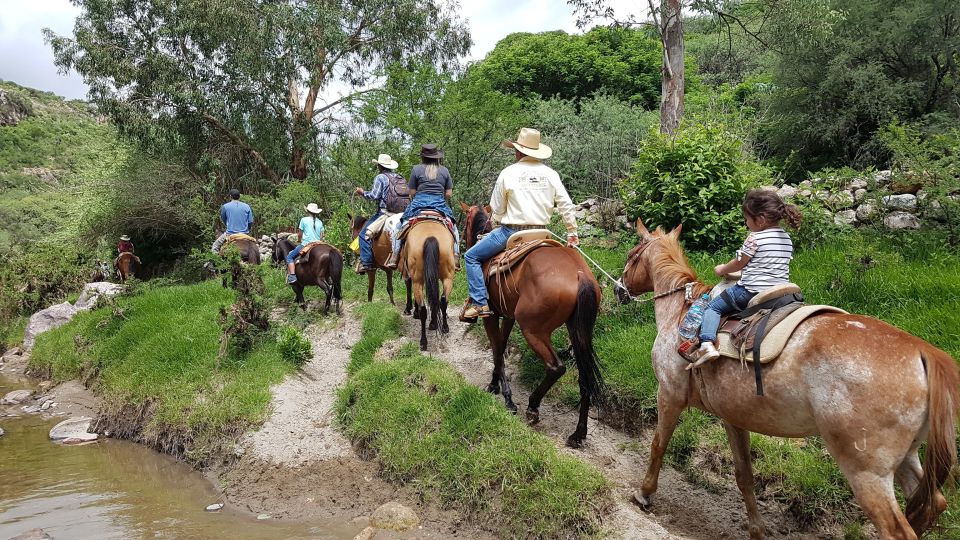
left=424, top=236, right=440, bottom=326
left=567, top=273, right=605, bottom=404
left=329, top=248, right=343, bottom=303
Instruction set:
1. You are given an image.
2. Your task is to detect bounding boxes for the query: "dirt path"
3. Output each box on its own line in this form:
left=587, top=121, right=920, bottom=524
left=224, top=303, right=494, bottom=539
left=404, top=307, right=821, bottom=540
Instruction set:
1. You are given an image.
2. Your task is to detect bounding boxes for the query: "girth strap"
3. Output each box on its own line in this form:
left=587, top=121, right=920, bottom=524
left=752, top=315, right=770, bottom=396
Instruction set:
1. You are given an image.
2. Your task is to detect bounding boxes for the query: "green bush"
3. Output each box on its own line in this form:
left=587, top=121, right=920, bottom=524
left=245, top=181, right=323, bottom=236
left=276, top=325, right=312, bottom=366
left=620, top=122, right=767, bottom=251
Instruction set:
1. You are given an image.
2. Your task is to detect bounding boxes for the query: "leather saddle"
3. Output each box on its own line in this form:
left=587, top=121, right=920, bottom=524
left=295, top=241, right=339, bottom=264
left=486, top=229, right=563, bottom=279
left=396, top=211, right=455, bottom=241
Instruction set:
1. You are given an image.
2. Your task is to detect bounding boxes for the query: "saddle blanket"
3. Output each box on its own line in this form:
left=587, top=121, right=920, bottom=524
left=396, top=212, right=456, bottom=241
left=364, top=213, right=401, bottom=241
left=226, top=233, right=258, bottom=244
left=717, top=304, right=847, bottom=363
left=487, top=238, right=564, bottom=279
left=295, top=241, right=339, bottom=263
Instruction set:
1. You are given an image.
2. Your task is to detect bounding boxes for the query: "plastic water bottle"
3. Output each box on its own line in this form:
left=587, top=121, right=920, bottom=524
left=679, top=294, right=711, bottom=339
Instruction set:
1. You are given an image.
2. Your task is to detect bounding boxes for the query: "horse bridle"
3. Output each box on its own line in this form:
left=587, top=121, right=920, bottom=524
left=617, top=236, right=695, bottom=304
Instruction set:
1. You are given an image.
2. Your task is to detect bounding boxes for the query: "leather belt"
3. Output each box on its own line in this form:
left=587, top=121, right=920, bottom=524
left=502, top=223, right=547, bottom=231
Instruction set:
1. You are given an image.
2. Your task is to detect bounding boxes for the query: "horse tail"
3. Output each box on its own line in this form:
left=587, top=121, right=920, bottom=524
left=906, top=344, right=959, bottom=535
left=329, top=248, right=343, bottom=303
left=423, top=236, right=440, bottom=325
left=567, top=273, right=604, bottom=404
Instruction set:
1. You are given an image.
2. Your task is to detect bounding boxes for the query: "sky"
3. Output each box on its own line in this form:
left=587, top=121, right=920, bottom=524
left=0, top=0, right=647, bottom=101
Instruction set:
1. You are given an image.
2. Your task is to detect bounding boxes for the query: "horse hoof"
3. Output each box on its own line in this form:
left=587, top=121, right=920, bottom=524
left=526, top=410, right=540, bottom=426
left=428, top=323, right=437, bottom=331
left=565, top=435, right=584, bottom=449
left=632, top=492, right=652, bottom=512
left=487, top=383, right=500, bottom=395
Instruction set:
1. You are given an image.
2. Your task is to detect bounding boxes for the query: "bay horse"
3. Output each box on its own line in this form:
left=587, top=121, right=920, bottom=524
left=618, top=220, right=958, bottom=539
left=289, top=243, right=342, bottom=314
left=401, top=219, right=456, bottom=350
left=114, top=252, right=141, bottom=282
left=462, top=204, right=604, bottom=448
left=273, top=235, right=296, bottom=266
left=221, top=237, right=260, bottom=265
left=349, top=214, right=412, bottom=314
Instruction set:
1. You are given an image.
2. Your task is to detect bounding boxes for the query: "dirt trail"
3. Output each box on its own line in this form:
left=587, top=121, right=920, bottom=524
left=405, top=308, right=821, bottom=540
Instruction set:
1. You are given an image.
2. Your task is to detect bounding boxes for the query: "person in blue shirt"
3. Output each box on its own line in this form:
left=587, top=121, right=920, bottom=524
left=211, top=189, right=255, bottom=253
left=354, top=153, right=399, bottom=274
left=286, top=203, right=326, bottom=283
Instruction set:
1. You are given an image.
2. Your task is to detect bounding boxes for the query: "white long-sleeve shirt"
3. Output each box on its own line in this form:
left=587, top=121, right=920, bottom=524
left=489, top=157, right=578, bottom=233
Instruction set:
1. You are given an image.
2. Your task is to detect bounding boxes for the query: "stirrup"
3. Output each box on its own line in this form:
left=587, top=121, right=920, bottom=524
left=385, top=252, right=399, bottom=269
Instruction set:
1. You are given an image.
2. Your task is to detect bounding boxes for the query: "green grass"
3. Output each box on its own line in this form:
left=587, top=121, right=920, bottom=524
left=28, top=280, right=297, bottom=464
left=336, top=307, right=611, bottom=538
left=348, top=302, right=402, bottom=374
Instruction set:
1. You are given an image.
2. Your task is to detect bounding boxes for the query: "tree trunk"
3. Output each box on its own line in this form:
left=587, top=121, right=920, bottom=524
left=201, top=112, right=280, bottom=184
left=290, top=126, right=309, bottom=180
left=660, top=0, right=684, bottom=135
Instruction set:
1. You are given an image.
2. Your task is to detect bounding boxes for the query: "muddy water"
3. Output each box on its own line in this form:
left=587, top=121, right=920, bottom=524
left=0, top=380, right=359, bottom=539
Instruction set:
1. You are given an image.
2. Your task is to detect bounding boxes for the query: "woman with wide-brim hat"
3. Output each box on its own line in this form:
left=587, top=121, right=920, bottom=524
left=386, top=144, right=461, bottom=269
left=286, top=203, right=326, bottom=283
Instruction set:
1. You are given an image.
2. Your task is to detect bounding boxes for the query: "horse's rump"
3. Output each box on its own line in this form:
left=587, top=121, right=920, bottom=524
left=486, top=247, right=596, bottom=321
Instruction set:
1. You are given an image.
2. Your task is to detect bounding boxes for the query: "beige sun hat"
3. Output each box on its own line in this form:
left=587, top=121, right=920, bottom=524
left=371, top=153, right=399, bottom=170
left=305, top=203, right=322, bottom=214
left=502, top=127, right=552, bottom=160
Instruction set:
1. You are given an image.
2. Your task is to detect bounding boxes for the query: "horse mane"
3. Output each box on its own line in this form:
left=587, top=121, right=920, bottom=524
left=651, top=228, right=712, bottom=297
left=472, top=206, right=491, bottom=237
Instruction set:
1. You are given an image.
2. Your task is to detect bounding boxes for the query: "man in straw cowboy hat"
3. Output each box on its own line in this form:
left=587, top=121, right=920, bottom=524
left=117, top=234, right=134, bottom=254
left=285, top=203, right=326, bottom=283
left=461, top=128, right=579, bottom=320
left=354, top=153, right=405, bottom=274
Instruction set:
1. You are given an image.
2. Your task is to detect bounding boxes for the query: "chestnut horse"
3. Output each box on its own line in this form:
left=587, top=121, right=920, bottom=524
left=618, top=221, right=958, bottom=539
left=349, top=214, right=412, bottom=314
left=114, top=252, right=140, bottom=282
left=289, top=243, right=342, bottom=314
left=463, top=204, right=604, bottom=448
left=401, top=220, right=456, bottom=350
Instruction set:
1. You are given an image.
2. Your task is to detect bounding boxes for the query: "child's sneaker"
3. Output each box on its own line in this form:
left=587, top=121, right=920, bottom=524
left=286, top=273, right=297, bottom=284
left=686, top=341, right=720, bottom=370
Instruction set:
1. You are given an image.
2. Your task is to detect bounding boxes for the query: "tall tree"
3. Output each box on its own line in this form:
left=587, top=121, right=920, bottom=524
left=45, top=0, right=470, bottom=184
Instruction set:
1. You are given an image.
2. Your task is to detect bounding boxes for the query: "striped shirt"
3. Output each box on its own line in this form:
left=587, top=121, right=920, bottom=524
left=737, top=228, right=793, bottom=293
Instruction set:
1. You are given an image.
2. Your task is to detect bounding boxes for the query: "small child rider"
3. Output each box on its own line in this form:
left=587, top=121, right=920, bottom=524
left=688, top=189, right=803, bottom=369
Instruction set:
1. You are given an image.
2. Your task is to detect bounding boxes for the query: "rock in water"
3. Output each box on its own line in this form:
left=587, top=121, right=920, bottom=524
left=353, top=526, right=378, bottom=540
left=0, top=426, right=5, bottom=437
left=370, top=501, right=419, bottom=531
left=9, top=529, right=53, bottom=540
left=49, top=416, right=98, bottom=442
left=205, top=503, right=224, bottom=512
left=2, top=389, right=32, bottom=405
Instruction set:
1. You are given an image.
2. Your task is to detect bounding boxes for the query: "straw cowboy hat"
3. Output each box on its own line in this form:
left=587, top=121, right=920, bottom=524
left=305, top=203, right=322, bottom=214
left=419, top=143, right=444, bottom=159
left=503, top=127, right=552, bottom=160
left=119, top=235, right=130, bottom=241
left=371, top=153, right=399, bottom=170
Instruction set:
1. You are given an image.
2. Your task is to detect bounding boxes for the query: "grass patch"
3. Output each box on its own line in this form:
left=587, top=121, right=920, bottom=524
left=28, top=279, right=297, bottom=464
left=348, top=302, right=402, bottom=374
left=336, top=338, right=611, bottom=538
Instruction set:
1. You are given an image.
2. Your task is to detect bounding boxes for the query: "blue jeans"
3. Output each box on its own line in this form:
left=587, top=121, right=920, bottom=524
left=699, top=284, right=756, bottom=342
left=286, top=243, right=304, bottom=264
left=465, top=225, right=515, bottom=306
left=358, top=210, right=384, bottom=266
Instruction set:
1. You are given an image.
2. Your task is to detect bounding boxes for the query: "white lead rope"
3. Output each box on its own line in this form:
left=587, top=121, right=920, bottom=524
left=545, top=231, right=693, bottom=304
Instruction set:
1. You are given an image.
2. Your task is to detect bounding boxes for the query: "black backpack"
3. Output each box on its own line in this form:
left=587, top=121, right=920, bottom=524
left=383, top=172, right=411, bottom=213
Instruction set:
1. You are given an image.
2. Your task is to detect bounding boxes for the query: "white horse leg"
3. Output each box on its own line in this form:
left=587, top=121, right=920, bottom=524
left=634, top=388, right=684, bottom=509
left=894, top=442, right=923, bottom=498
left=723, top=422, right=765, bottom=539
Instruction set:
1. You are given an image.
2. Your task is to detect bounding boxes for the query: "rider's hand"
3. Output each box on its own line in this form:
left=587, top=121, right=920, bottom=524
left=354, top=187, right=364, bottom=195
left=567, top=233, right=579, bottom=248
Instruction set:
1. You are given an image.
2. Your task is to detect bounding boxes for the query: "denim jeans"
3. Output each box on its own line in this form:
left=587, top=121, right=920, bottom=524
left=464, top=225, right=515, bottom=306
left=285, top=243, right=304, bottom=264
left=699, top=284, right=756, bottom=342
left=358, top=210, right=383, bottom=266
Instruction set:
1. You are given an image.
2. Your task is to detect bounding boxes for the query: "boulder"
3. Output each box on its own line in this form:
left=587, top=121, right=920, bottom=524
left=834, top=210, right=857, bottom=226
left=2, top=389, right=32, bottom=405
left=856, top=201, right=879, bottom=222
left=816, top=190, right=855, bottom=209
left=776, top=185, right=798, bottom=200
left=0, top=90, right=33, bottom=126
left=49, top=416, right=98, bottom=442
left=75, top=282, right=123, bottom=310
left=847, top=177, right=869, bottom=190
left=0, top=426, right=4, bottom=437
left=353, top=527, right=377, bottom=540
left=370, top=501, right=420, bottom=531
left=882, top=194, right=918, bottom=212
left=579, top=198, right=597, bottom=210
left=9, top=529, right=52, bottom=540
left=873, top=170, right=892, bottom=186
left=853, top=188, right=867, bottom=203
left=759, top=185, right=778, bottom=192
left=799, top=180, right=813, bottom=189
left=24, top=302, right=78, bottom=350
left=799, top=189, right=812, bottom=198
left=883, top=212, right=921, bottom=230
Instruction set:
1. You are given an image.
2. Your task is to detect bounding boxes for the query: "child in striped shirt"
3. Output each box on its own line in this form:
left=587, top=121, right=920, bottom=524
left=688, top=189, right=803, bottom=369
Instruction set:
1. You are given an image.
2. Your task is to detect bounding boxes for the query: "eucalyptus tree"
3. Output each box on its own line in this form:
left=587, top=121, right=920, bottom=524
left=45, top=0, right=470, bottom=184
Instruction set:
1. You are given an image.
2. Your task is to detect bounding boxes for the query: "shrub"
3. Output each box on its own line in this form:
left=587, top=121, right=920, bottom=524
left=620, top=122, right=768, bottom=251
left=276, top=325, right=312, bottom=366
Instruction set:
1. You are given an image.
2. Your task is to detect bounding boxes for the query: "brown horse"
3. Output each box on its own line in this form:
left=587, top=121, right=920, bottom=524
left=401, top=220, right=456, bottom=350
left=618, top=221, right=958, bottom=539
left=114, top=252, right=141, bottom=282
left=221, top=237, right=261, bottom=265
left=462, top=204, right=604, bottom=448
left=349, top=214, right=412, bottom=314
left=289, top=243, right=343, bottom=314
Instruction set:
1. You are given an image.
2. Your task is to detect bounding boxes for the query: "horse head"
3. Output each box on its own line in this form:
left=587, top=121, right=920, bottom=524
left=347, top=213, right=367, bottom=240
left=458, top=201, right=493, bottom=250
left=617, top=219, right=685, bottom=304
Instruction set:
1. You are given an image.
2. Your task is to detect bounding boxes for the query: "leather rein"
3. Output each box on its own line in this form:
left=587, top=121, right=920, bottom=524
left=617, top=237, right=696, bottom=304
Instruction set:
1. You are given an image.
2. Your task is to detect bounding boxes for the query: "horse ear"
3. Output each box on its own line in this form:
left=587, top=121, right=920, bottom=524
left=636, top=218, right=651, bottom=239
left=459, top=201, right=469, bottom=213
left=484, top=204, right=492, bottom=214
left=670, top=223, right=683, bottom=238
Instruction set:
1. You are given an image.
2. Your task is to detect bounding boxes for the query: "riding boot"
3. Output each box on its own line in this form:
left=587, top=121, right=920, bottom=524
left=385, top=251, right=399, bottom=269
